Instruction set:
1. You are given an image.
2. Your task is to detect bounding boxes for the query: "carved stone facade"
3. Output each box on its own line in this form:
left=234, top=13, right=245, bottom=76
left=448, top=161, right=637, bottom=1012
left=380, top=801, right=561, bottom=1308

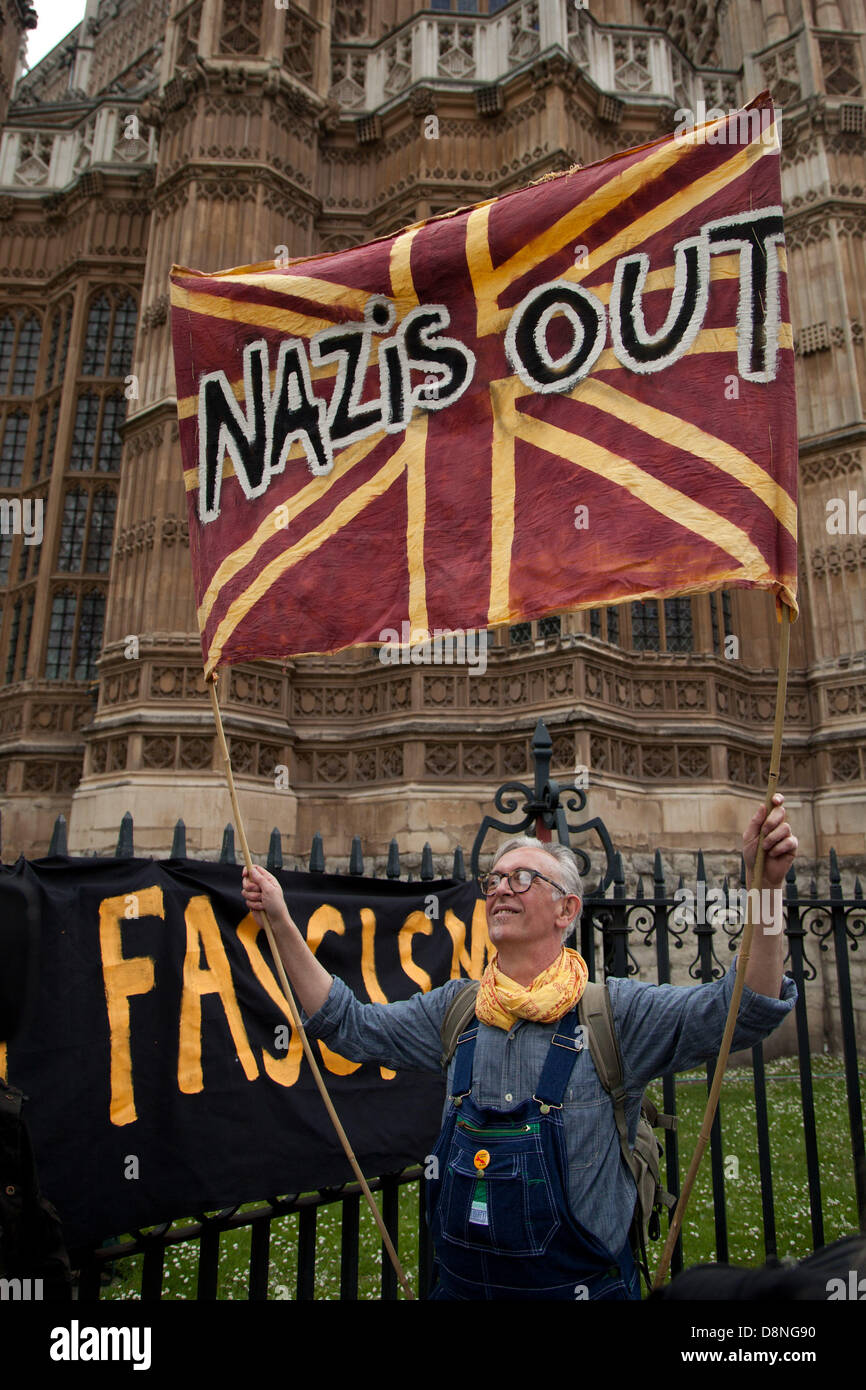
left=0, top=0, right=863, bottom=881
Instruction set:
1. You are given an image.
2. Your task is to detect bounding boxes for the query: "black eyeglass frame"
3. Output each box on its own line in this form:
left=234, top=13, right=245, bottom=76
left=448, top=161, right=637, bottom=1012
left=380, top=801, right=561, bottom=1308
left=477, top=867, right=570, bottom=898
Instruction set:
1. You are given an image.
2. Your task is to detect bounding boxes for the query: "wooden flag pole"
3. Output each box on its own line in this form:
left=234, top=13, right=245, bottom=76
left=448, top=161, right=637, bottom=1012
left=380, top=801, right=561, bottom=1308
left=651, top=604, right=793, bottom=1291
left=206, top=672, right=415, bottom=1300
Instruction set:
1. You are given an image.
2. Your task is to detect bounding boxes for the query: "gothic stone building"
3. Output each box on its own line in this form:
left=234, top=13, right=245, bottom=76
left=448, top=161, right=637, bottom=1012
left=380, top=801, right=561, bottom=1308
left=0, top=0, right=863, bottom=896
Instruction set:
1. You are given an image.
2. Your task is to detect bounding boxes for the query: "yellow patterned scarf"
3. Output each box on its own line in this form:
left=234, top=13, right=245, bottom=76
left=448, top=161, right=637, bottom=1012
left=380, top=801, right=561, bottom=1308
left=475, top=947, right=589, bottom=1031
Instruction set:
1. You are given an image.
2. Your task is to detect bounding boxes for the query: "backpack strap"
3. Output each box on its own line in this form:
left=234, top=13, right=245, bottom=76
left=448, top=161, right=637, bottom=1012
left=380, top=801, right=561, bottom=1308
left=440, top=980, right=480, bottom=1068
left=578, top=982, right=641, bottom=1192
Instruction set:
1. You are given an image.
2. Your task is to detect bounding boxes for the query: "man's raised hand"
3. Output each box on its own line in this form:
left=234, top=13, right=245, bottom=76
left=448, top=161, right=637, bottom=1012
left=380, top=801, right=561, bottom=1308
left=743, top=793, right=798, bottom=890
left=241, top=863, right=291, bottom=927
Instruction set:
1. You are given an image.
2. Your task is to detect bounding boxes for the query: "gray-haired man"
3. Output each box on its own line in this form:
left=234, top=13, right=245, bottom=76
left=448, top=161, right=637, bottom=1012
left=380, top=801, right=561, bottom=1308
left=242, top=795, right=798, bottom=1300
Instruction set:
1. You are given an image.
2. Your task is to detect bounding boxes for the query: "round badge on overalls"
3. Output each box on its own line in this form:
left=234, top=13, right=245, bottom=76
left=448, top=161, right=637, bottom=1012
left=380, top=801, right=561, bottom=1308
left=473, top=1150, right=490, bottom=1171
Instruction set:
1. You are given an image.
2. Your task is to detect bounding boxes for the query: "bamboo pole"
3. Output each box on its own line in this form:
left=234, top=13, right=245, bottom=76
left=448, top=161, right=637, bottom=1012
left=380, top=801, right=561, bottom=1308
left=651, top=604, right=793, bottom=1290
left=206, top=672, right=415, bottom=1300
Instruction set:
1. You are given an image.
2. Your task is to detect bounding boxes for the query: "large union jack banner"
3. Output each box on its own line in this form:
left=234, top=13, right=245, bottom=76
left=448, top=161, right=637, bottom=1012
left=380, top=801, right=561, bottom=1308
left=170, top=94, right=797, bottom=675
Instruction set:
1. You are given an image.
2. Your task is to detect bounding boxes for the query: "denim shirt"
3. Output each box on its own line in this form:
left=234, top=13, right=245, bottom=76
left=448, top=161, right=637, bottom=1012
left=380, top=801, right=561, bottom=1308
left=304, top=959, right=797, bottom=1256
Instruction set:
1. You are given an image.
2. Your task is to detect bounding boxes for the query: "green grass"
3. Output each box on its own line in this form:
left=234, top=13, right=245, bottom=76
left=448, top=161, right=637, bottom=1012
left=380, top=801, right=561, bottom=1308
left=100, top=1052, right=865, bottom=1299
left=646, top=1052, right=865, bottom=1270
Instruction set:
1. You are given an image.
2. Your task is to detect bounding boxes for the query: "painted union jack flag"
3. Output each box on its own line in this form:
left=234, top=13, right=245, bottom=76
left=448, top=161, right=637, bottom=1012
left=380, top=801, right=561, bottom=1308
left=169, top=94, right=797, bottom=675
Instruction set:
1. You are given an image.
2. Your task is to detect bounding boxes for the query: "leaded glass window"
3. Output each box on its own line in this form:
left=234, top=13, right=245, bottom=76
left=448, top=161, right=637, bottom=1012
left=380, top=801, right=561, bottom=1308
left=538, top=614, right=561, bottom=640
left=97, top=395, right=125, bottom=471
left=631, top=599, right=659, bottom=651
left=664, top=597, right=693, bottom=652
left=509, top=622, right=531, bottom=645
left=0, top=411, right=29, bottom=486
left=8, top=315, right=42, bottom=397
left=58, top=488, right=89, bottom=571
left=589, top=608, right=601, bottom=638
left=0, top=536, right=12, bottom=587
left=85, top=490, right=116, bottom=572
left=75, top=590, right=105, bottom=681
left=70, top=394, right=100, bottom=469
left=81, top=295, right=112, bottom=376
left=45, top=589, right=76, bottom=678
left=108, top=295, right=137, bottom=377
left=606, top=606, right=620, bottom=645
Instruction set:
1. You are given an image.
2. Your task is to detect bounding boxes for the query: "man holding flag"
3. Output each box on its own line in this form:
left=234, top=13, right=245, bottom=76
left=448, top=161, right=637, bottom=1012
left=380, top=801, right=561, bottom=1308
left=241, top=792, right=797, bottom=1301
left=172, top=92, right=801, bottom=1298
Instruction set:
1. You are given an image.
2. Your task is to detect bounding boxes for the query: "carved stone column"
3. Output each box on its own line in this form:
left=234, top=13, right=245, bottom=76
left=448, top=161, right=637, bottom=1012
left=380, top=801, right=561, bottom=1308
left=70, top=0, right=329, bottom=855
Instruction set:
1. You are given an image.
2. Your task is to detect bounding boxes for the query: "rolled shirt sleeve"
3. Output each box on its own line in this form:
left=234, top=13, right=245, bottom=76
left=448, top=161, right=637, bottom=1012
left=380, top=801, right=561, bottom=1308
left=302, top=974, right=470, bottom=1073
left=609, top=955, right=798, bottom=1091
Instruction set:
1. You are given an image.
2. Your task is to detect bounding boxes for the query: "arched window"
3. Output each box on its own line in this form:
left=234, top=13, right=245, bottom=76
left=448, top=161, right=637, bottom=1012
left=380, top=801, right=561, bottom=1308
left=0, top=314, right=14, bottom=391
left=57, top=488, right=89, bottom=570
left=0, top=411, right=30, bottom=486
left=81, top=294, right=112, bottom=376
left=10, top=314, right=42, bottom=396
left=45, top=588, right=77, bottom=679
left=85, top=489, right=116, bottom=572
left=75, top=590, right=105, bottom=681
left=108, top=295, right=137, bottom=377
left=81, top=291, right=138, bottom=378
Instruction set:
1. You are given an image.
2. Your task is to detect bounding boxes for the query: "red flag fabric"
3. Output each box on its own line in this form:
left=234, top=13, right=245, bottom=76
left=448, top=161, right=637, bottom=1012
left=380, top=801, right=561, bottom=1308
left=169, top=94, right=797, bottom=675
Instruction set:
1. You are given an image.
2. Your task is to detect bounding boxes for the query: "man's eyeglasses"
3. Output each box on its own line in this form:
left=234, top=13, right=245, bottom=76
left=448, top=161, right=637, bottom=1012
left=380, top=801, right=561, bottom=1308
left=478, top=867, right=568, bottom=897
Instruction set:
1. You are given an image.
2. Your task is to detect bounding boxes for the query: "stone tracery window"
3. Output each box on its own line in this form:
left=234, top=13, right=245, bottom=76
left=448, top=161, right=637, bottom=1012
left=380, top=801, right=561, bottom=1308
left=219, top=0, right=262, bottom=57
left=45, top=588, right=76, bottom=679
left=0, top=311, right=43, bottom=396
left=438, top=23, right=476, bottom=79
left=58, top=488, right=90, bottom=571
left=283, top=5, right=317, bottom=83
left=0, top=412, right=29, bottom=487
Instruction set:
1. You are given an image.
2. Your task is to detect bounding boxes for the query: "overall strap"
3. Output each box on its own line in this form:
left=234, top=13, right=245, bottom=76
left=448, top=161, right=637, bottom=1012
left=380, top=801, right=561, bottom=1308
left=449, top=1026, right=479, bottom=1105
left=533, top=1007, right=583, bottom=1113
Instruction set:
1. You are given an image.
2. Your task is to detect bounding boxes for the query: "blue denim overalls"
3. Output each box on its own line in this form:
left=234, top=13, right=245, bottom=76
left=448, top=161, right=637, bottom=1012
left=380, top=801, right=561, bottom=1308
left=426, top=1007, right=641, bottom=1300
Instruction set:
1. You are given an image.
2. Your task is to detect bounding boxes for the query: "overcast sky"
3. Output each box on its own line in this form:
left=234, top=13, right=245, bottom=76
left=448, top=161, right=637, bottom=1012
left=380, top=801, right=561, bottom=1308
left=22, top=0, right=88, bottom=72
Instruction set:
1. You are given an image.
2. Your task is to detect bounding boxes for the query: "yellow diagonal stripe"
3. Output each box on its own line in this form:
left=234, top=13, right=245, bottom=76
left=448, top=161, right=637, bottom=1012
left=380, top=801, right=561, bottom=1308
left=170, top=283, right=334, bottom=342
left=197, top=431, right=387, bottom=627
left=204, top=437, right=413, bottom=675
left=508, top=407, right=770, bottom=588
left=204, top=270, right=372, bottom=314
left=576, top=378, right=797, bottom=538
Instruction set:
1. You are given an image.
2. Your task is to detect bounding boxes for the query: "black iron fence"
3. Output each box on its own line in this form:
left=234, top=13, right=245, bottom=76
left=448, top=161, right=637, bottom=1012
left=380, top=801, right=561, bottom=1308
left=5, top=721, right=865, bottom=1300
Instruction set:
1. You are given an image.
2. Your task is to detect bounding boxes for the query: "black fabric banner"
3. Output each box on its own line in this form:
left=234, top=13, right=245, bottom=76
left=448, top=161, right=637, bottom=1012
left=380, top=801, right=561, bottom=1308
left=0, top=857, right=486, bottom=1248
